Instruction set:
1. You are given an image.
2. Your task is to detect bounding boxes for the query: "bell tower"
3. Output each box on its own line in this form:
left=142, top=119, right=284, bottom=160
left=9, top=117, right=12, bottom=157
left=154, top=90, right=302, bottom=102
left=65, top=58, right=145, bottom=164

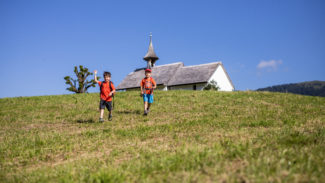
left=143, top=33, right=159, bottom=69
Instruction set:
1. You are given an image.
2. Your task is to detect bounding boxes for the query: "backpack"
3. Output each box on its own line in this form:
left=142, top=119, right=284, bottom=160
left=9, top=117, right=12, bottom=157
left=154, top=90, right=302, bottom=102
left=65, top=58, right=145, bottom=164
left=144, top=78, right=153, bottom=94
left=100, top=81, right=114, bottom=97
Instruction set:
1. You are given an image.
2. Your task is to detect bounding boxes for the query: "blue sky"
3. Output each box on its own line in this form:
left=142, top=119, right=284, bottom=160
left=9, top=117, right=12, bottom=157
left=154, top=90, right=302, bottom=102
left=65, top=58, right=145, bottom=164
left=1, top=0, right=324, bottom=98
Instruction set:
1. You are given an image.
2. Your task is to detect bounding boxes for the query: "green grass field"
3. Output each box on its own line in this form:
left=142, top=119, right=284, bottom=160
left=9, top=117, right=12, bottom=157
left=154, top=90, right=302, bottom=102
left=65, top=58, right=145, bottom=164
left=0, top=91, right=324, bottom=182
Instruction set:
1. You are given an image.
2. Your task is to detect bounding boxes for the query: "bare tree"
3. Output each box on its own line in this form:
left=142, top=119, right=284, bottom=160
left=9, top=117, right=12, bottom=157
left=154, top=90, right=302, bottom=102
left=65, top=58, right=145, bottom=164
left=64, top=65, right=97, bottom=93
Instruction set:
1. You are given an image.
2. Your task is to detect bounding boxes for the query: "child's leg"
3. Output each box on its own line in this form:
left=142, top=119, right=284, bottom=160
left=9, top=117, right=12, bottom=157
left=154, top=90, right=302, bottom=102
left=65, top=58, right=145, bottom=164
left=144, top=102, right=148, bottom=112
left=100, top=109, right=105, bottom=118
left=143, top=94, right=148, bottom=113
left=108, top=101, right=112, bottom=116
left=107, top=101, right=113, bottom=120
left=108, top=110, right=112, bottom=120
left=99, top=100, right=105, bottom=120
left=147, top=94, right=153, bottom=110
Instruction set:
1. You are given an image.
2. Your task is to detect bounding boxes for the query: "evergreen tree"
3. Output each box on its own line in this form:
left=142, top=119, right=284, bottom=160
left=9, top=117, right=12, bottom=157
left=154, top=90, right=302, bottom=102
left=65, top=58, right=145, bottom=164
left=64, top=65, right=97, bottom=93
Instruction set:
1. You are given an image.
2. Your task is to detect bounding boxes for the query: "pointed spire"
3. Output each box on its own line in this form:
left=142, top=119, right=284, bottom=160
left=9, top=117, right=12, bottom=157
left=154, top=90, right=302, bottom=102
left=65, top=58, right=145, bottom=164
left=143, top=33, right=159, bottom=68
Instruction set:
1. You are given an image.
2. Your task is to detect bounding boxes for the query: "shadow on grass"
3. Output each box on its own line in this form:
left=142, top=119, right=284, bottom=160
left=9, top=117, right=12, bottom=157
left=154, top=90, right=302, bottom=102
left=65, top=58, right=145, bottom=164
left=116, top=109, right=142, bottom=115
left=76, top=119, right=95, bottom=123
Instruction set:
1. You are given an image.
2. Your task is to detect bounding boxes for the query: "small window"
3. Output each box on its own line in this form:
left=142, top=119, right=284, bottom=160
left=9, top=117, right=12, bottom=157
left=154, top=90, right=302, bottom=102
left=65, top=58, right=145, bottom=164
left=193, top=85, right=196, bottom=90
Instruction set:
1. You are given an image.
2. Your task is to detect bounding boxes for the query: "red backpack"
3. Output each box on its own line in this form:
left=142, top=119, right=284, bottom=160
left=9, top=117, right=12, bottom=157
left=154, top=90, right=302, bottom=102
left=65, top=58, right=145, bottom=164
left=144, top=78, right=153, bottom=94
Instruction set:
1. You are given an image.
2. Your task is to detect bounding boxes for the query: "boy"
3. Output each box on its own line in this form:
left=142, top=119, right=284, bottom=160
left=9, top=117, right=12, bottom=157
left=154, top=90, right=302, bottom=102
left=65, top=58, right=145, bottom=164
left=94, top=70, right=116, bottom=122
left=140, top=69, right=156, bottom=115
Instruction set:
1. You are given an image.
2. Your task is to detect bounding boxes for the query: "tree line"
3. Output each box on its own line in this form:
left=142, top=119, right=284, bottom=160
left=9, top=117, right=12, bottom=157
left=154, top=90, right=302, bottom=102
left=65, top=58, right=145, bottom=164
left=256, top=81, right=325, bottom=97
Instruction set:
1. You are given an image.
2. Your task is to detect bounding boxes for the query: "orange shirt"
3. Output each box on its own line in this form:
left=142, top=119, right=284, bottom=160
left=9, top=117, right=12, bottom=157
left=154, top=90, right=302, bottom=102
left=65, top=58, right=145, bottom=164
left=140, top=77, right=156, bottom=94
left=98, top=81, right=115, bottom=101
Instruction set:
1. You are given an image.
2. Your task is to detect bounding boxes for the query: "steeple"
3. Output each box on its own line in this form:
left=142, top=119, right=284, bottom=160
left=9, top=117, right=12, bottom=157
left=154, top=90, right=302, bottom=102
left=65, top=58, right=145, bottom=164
left=143, top=33, right=159, bottom=69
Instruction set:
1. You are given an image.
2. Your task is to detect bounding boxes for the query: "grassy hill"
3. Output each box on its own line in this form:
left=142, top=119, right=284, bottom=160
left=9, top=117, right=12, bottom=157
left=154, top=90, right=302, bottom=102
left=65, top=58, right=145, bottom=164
left=0, top=91, right=324, bottom=182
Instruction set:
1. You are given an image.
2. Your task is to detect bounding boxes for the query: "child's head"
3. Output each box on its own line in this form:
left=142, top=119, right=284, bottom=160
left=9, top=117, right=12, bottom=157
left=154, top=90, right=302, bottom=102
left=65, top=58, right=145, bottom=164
left=103, top=71, right=111, bottom=82
left=145, top=69, right=151, bottom=78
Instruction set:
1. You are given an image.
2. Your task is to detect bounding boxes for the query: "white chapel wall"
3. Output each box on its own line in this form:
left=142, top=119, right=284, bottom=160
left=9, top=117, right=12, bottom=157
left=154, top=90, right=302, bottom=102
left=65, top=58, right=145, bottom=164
left=157, top=85, right=168, bottom=91
left=125, top=85, right=167, bottom=91
left=169, top=83, right=206, bottom=91
left=209, top=65, right=234, bottom=91
left=170, top=84, right=193, bottom=90
left=196, top=83, right=207, bottom=90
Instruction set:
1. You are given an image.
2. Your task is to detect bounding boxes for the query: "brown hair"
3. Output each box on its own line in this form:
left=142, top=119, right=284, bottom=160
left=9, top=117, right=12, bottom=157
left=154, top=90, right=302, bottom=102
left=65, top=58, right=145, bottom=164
left=103, top=71, right=111, bottom=77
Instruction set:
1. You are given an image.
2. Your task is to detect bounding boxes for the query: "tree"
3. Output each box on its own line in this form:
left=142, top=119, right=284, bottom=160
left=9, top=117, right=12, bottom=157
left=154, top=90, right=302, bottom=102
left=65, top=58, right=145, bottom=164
left=64, top=65, right=97, bottom=93
left=203, top=80, right=220, bottom=91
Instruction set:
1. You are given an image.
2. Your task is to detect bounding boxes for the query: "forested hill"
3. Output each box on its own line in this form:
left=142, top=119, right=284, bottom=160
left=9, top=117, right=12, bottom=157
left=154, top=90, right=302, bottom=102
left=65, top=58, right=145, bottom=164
left=256, top=81, right=325, bottom=97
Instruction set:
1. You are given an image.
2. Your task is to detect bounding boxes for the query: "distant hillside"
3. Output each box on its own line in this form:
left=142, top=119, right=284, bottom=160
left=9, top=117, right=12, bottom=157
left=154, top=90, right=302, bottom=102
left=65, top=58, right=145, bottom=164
left=256, top=81, right=325, bottom=97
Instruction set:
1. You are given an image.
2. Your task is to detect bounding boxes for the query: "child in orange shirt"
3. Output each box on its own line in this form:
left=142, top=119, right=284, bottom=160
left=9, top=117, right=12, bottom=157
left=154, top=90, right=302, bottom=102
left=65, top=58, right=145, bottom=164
left=140, top=69, right=156, bottom=115
left=94, top=70, right=115, bottom=122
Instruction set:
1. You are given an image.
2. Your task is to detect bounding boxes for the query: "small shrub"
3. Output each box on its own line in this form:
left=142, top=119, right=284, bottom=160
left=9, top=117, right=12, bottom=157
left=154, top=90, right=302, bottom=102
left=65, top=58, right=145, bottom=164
left=203, top=80, right=220, bottom=91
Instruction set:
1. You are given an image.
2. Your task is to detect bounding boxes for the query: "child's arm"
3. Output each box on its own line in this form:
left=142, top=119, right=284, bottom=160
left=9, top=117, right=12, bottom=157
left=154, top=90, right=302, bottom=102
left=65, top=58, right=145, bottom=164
left=140, top=80, right=144, bottom=94
left=140, top=85, right=144, bottom=94
left=109, top=90, right=115, bottom=96
left=152, top=79, right=157, bottom=89
left=109, top=84, right=116, bottom=96
left=94, top=70, right=99, bottom=83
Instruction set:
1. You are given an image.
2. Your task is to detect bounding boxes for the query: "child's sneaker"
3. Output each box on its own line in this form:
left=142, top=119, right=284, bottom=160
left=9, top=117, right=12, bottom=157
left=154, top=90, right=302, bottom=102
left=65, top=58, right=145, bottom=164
left=108, top=114, right=112, bottom=121
left=147, top=108, right=150, bottom=113
left=99, top=118, right=104, bottom=123
left=144, top=110, right=148, bottom=115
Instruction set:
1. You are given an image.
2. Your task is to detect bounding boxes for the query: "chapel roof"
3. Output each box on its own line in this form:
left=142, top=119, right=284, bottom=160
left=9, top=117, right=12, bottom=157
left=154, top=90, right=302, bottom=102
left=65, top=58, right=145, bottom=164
left=167, top=62, right=221, bottom=86
left=116, top=62, right=183, bottom=89
left=116, top=62, right=229, bottom=90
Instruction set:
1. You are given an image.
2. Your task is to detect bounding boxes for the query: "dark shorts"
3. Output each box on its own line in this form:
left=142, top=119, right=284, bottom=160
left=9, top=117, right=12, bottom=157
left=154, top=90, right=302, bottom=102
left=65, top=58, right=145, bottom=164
left=99, top=99, right=112, bottom=111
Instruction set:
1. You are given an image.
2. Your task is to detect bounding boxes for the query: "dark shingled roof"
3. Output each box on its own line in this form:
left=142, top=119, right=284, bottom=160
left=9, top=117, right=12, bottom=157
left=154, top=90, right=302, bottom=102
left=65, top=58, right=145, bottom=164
left=167, top=62, right=221, bottom=86
left=116, top=62, right=183, bottom=90
left=116, top=62, right=228, bottom=90
left=116, top=62, right=234, bottom=90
